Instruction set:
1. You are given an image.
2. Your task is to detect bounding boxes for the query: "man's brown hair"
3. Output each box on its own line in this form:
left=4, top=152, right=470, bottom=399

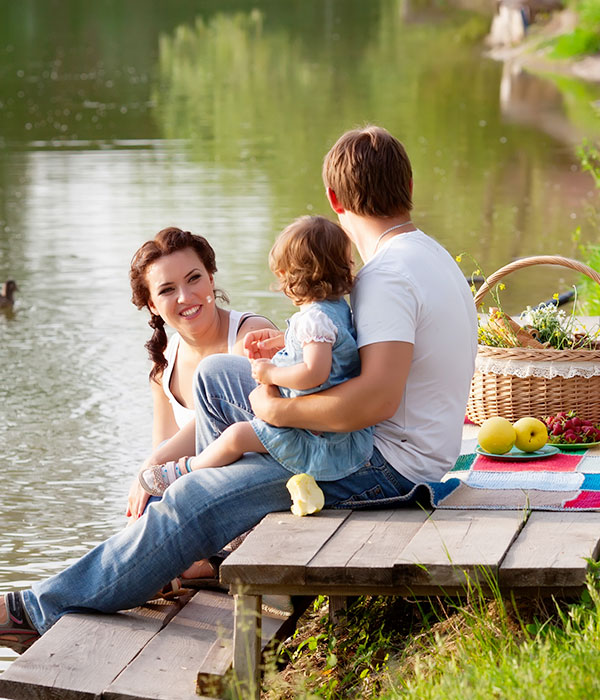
left=322, top=125, right=413, bottom=217
left=269, top=216, right=354, bottom=305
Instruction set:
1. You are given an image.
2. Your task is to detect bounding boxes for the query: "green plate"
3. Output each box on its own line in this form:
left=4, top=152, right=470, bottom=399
left=549, top=440, right=600, bottom=451
left=475, top=444, right=560, bottom=460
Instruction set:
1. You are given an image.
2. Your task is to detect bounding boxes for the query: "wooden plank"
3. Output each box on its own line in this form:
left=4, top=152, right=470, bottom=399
left=104, top=591, right=232, bottom=700
left=307, top=509, right=431, bottom=586
left=394, top=510, right=526, bottom=588
left=232, top=594, right=261, bottom=700
left=328, top=596, right=351, bottom=625
left=221, top=510, right=350, bottom=586
left=0, top=602, right=178, bottom=700
left=500, top=511, right=600, bottom=589
left=105, top=590, right=290, bottom=700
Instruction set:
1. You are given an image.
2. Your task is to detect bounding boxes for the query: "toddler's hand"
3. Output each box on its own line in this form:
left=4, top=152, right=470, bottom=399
left=251, top=358, right=274, bottom=384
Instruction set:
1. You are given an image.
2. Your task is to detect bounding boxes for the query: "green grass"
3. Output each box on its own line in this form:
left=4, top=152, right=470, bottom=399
left=386, top=582, right=600, bottom=699
left=228, top=569, right=600, bottom=699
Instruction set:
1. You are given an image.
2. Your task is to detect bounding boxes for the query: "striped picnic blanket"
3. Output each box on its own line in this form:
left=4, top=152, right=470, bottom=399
left=431, top=423, right=600, bottom=511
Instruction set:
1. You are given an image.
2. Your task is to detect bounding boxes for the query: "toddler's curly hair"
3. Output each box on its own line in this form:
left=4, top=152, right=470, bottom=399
left=269, top=216, right=354, bottom=305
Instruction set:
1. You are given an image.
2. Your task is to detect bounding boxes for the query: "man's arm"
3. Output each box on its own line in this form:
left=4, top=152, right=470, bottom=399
left=249, top=341, right=413, bottom=432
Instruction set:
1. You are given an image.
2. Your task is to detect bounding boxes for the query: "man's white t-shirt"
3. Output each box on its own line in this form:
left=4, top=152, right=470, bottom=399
left=351, top=230, right=478, bottom=484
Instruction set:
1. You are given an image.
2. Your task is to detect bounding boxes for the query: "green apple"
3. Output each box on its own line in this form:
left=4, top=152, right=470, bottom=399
left=478, top=416, right=516, bottom=454
left=513, top=417, right=548, bottom=452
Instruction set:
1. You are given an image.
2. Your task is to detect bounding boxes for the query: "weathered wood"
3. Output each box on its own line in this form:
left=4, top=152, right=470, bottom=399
left=0, top=591, right=291, bottom=700
left=232, top=594, right=262, bottom=700
left=307, top=509, right=432, bottom=586
left=195, top=597, right=292, bottom=698
left=221, top=510, right=350, bottom=586
left=394, top=510, right=526, bottom=588
left=0, top=602, right=179, bottom=700
left=500, top=511, right=600, bottom=589
left=104, top=590, right=289, bottom=700
left=104, top=591, right=234, bottom=700
left=328, top=596, right=349, bottom=625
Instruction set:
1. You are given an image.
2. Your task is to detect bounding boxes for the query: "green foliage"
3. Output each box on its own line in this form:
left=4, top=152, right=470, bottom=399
left=260, top=595, right=424, bottom=699
left=550, top=27, right=600, bottom=58
left=250, top=569, right=600, bottom=699
left=548, top=0, right=600, bottom=57
left=574, top=141, right=600, bottom=314
left=579, top=0, right=600, bottom=28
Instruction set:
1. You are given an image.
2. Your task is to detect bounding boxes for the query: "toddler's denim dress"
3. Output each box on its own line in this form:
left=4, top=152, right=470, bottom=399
left=251, top=298, right=373, bottom=480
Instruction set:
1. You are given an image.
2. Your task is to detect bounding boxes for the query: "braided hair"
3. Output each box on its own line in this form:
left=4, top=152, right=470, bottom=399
left=130, top=227, right=228, bottom=381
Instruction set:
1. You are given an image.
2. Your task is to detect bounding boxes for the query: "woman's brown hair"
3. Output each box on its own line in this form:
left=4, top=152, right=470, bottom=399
left=269, top=216, right=354, bottom=305
left=130, top=226, right=228, bottom=382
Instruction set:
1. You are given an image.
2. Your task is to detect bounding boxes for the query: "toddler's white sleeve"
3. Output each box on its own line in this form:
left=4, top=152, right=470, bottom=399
left=293, top=307, right=338, bottom=346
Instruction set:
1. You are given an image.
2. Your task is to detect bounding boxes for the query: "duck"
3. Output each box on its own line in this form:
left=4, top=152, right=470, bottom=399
left=0, top=280, right=18, bottom=308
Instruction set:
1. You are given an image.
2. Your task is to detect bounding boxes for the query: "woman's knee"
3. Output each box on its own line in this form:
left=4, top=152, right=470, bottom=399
left=194, top=354, right=251, bottom=395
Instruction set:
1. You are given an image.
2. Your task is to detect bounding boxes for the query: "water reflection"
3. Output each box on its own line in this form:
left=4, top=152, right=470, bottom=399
left=154, top=4, right=600, bottom=300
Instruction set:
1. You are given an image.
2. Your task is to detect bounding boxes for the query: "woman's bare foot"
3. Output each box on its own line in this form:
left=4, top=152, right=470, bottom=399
left=181, top=559, right=215, bottom=580
left=0, top=595, right=7, bottom=625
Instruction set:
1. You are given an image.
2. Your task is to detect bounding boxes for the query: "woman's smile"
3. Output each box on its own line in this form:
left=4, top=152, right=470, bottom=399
left=179, top=304, right=202, bottom=319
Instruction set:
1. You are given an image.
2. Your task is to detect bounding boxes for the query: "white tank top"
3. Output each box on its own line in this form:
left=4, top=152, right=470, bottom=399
left=162, top=310, right=253, bottom=428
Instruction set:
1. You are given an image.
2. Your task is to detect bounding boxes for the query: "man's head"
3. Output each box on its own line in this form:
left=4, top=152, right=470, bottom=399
left=322, top=126, right=412, bottom=217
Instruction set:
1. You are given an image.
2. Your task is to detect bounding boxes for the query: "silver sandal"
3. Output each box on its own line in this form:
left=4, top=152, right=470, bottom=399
left=139, top=457, right=191, bottom=497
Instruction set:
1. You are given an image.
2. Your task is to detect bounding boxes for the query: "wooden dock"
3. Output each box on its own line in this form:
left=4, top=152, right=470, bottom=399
left=221, top=507, right=600, bottom=698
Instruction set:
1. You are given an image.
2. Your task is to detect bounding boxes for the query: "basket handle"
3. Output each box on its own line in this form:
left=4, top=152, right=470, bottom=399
left=473, top=255, right=600, bottom=307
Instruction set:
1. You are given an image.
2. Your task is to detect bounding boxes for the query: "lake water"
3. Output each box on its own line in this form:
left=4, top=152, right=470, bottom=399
left=1, top=0, right=599, bottom=669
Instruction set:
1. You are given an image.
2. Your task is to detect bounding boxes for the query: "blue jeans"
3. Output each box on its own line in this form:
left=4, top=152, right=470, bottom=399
left=23, top=354, right=414, bottom=634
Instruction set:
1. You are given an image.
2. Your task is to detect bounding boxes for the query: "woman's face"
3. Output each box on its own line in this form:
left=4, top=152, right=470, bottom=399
left=145, top=248, right=216, bottom=334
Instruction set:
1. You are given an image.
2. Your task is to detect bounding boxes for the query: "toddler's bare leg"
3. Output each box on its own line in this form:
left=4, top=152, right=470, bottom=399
left=188, top=422, right=266, bottom=470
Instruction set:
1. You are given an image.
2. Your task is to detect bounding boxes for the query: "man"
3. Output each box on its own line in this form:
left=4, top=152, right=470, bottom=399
left=0, top=126, right=477, bottom=650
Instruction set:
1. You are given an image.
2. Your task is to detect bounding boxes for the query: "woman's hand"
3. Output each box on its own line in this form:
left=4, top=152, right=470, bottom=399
left=250, top=358, right=275, bottom=384
left=243, top=328, right=284, bottom=360
left=126, top=470, right=150, bottom=521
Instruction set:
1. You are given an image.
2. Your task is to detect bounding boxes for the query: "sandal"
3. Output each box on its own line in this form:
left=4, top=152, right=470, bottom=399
left=151, top=578, right=195, bottom=602
left=139, top=457, right=192, bottom=497
left=0, top=592, right=40, bottom=654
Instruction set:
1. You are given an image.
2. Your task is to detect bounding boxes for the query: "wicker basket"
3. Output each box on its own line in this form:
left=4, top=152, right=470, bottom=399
left=466, top=255, right=600, bottom=425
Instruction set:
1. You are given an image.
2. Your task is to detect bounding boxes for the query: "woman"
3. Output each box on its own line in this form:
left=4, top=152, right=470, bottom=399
left=130, top=226, right=274, bottom=449
left=127, top=226, right=276, bottom=581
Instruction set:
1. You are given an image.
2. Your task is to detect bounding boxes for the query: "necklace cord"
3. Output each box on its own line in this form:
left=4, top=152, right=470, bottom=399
left=373, top=220, right=414, bottom=253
